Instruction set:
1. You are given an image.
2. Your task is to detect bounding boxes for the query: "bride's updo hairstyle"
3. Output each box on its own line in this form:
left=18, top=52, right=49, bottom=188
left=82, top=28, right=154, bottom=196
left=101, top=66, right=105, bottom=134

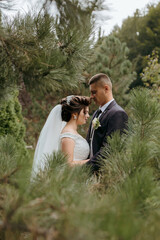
left=61, top=96, right=90, bottom=122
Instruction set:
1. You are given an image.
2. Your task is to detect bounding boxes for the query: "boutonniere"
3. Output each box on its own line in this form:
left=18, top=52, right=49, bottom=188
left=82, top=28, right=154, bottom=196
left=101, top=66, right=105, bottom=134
left=92, top=117, right=101, bottom=130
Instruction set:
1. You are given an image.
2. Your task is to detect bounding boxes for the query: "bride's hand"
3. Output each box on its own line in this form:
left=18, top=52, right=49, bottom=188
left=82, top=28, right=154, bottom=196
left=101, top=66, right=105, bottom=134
left=70, top=159, right=90, bottom=166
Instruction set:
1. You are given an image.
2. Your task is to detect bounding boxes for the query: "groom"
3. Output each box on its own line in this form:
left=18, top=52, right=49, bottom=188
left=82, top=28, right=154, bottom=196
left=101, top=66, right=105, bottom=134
left=86, top=73, right=128, bottom=173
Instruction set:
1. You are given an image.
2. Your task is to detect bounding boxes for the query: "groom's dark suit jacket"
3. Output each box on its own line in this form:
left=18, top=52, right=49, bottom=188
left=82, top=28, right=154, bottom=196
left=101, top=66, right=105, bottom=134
left=86, top=100, right=128, bottom=172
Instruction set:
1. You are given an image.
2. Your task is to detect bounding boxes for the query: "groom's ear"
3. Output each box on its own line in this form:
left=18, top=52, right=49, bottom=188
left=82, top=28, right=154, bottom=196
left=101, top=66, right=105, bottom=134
left=104, top=84, right=109, bottom=92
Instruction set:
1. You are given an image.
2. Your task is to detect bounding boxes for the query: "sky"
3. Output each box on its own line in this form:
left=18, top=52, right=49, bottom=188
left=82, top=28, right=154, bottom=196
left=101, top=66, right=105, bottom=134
left=4, top=0, right=159, bottom=35
left=100, top=0, right=159, bottom=35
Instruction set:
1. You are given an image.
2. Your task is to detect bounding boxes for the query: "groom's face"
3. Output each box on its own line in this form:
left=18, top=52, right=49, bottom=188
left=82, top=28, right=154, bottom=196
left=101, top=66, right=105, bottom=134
left=90, top=83, right=107, bottom=106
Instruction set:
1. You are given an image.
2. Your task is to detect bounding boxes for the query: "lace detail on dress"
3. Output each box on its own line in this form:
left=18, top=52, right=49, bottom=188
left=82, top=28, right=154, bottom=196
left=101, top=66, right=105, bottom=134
left=60, top=132, right=90, bottom=161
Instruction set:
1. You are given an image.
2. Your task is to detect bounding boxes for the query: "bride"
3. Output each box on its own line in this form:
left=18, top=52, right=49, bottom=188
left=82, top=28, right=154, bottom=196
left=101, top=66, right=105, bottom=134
left=32, top=95, right=90, bottom=176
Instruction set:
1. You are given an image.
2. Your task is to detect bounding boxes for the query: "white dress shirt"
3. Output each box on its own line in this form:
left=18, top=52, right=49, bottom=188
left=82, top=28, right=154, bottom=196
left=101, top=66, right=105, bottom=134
left=98, top=98, right=114, bottom=116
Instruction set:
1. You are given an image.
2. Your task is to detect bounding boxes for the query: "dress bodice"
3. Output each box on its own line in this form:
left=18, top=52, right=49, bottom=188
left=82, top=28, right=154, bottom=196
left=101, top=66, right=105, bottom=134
left=60, top=132, right=90, bottom=161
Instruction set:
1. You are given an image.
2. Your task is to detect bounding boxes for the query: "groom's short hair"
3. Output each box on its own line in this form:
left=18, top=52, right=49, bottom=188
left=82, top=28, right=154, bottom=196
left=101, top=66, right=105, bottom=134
left=89, top=73, right=112, bottom=89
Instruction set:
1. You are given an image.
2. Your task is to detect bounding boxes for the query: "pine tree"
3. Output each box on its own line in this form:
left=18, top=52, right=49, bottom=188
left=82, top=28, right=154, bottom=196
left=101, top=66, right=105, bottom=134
left=0, top=0, right=106, bottom=98
left=0, top=0, right=107, bottom=145
left=87, top=35, right=136, bottom=106
left=113, top=2, right=160, bottom=88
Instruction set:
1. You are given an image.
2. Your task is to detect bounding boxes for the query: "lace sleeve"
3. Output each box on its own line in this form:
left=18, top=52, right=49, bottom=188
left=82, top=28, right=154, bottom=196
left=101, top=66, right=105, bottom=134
left=60, top=132, right=77, bottom=142
left=60, top=132, right=90, bottom=161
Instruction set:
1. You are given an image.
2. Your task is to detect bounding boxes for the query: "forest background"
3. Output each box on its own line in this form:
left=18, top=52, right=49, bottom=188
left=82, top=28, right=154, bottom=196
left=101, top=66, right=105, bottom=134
left=0, top=0, right=160, bottom=239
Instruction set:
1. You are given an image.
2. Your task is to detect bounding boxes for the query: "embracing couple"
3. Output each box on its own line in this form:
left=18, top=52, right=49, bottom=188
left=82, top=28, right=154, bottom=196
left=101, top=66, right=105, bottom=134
left=32, top=73, right=128, bottom=176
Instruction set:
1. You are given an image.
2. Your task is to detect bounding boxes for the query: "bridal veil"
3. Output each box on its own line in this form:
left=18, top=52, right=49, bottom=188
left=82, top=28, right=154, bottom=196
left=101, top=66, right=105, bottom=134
left=32, top=104, right=66, bottom=176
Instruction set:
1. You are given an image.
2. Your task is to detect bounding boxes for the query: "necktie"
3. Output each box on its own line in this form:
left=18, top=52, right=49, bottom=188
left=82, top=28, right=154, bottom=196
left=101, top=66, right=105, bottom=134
left=95, top=109, right=102, bottom=118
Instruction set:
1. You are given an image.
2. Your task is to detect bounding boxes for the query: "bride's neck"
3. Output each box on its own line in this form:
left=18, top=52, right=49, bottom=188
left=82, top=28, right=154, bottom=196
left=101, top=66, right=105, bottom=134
left=65, top=119, right=78, bottom=132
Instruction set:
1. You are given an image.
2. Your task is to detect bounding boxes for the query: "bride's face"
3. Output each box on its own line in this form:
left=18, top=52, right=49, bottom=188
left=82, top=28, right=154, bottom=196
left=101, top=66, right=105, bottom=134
left=77, top=107, right=89, bottom=125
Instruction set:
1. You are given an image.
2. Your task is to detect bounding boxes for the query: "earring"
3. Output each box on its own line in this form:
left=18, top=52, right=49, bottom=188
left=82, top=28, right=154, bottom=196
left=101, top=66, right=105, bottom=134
left=73, top=115, right=77, bottom=120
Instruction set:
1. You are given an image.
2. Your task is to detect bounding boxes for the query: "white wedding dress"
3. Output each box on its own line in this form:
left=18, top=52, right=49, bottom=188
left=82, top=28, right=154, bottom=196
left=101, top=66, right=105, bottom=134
left=32, top=104, right=90, bottom=177
left=60, top=132, right=89, bottom=161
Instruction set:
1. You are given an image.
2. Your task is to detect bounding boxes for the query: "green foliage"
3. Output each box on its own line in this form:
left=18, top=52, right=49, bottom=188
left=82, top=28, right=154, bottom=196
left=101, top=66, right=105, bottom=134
left=141, top=51, right=160, bottom=98
left=100, top=88, right=160, bottom=187
left=112, top=2, right=160, bottom=88
left=23, top=92, right=57, bottom=146
left=0, top=0, right=107, bottom=147
left=0, top=16, right=18, bottom=101
left=0, top=90, right=26, bottom=153
left=137, top=3, right=160, bottom=57
left=87, top=35, right=136, bottom=106
left=0, top=0, right=107, bottom=100
left=0, top=135, right=29, bottom=187
left=0, top=0, right=108, bottom=148
left=98, top=88, right=160, bottom=239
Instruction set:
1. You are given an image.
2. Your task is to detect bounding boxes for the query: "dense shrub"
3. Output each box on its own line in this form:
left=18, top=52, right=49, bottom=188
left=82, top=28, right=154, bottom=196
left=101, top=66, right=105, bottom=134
left=0, top=91, right=26, bottom=153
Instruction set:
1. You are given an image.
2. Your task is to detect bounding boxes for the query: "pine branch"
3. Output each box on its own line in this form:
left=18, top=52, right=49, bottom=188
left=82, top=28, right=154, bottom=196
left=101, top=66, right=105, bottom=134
left=0, top=221, right=48, bottom=238
left=0, top=36, right=23, bottom=80
left=0, top=167, right=19, bottom=184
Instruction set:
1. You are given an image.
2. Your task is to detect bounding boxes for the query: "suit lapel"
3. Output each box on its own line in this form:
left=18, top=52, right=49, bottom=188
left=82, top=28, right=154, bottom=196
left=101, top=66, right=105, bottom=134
left=99, top=100, right=116, bottom=121
left=89, top=101, right=116, bottom=140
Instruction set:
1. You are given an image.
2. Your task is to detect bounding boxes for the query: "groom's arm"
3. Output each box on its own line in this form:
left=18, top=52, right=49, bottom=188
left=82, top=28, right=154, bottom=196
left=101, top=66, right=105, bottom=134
left=87, top=110, right=128, bottom=172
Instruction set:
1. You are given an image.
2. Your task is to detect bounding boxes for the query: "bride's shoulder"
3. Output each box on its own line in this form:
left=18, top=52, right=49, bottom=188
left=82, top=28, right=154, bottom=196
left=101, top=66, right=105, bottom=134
left=60, top=128, right=77, bottom=140
left=61, top=126, right=76, bottom=135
